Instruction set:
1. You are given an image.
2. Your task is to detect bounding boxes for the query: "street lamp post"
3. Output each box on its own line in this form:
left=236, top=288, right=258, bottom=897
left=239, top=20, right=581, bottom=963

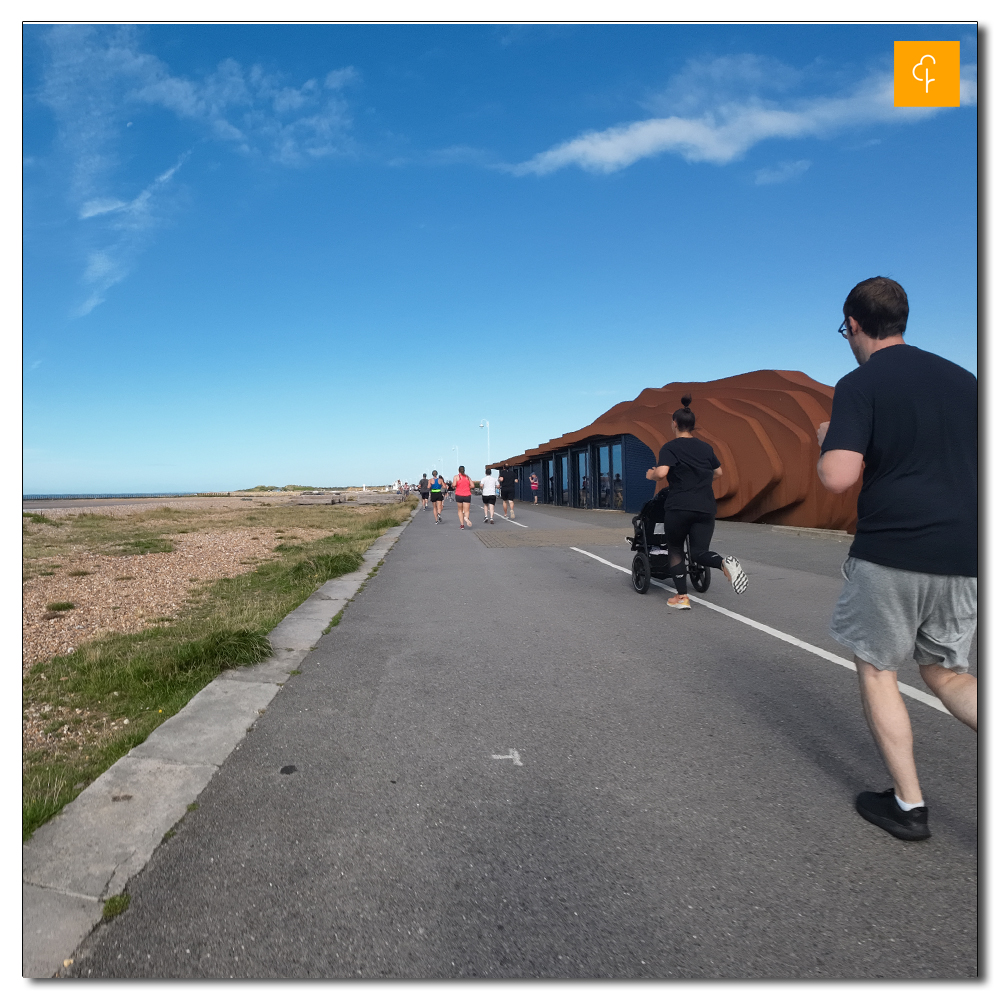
left=479, top=420, right=490, bottom=466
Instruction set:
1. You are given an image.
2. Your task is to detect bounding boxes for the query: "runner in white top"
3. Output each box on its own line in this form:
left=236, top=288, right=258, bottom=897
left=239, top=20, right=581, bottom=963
left=480, top=469, right=497, bottom=524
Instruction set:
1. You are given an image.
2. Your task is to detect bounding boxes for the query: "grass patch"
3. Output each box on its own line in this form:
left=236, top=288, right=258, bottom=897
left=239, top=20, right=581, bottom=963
left=67, top=570, right=92, bottom=577
left=102, top=893, right=130, bottom=919
left=113, top=537, right=175, bottom=556
left=23, top=498, right=416, bottom=840
left=323, top=609, right=345, bottom=634
left=47, top=602, right=76, bottom=612
left=23, top=512, right=59, bottom=525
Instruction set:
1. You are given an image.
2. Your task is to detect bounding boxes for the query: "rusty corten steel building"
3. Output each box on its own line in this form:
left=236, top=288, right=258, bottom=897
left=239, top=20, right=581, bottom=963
left=490, top=369, right=861, bottom=532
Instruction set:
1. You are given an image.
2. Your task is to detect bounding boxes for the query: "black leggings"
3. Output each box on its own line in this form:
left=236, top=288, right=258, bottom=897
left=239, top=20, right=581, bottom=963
left=644, top=506, right=724, bottom=595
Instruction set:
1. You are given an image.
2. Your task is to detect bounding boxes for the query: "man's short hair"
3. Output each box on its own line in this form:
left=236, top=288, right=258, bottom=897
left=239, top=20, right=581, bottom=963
left=843, top=276, right=909, bottom=340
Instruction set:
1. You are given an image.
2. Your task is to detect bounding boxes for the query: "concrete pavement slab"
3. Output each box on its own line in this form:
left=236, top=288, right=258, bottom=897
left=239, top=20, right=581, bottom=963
left=221, top=648, right=308, bottom=685
left=23, top=756, right=219, bottom=900
left=127, top=678, right=278, bottom=766
left=22, top=885, right=104, bottom=979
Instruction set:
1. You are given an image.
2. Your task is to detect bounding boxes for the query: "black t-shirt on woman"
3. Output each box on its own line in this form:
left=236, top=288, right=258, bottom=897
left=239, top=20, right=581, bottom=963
left=657, top=437, right=720, bottom=513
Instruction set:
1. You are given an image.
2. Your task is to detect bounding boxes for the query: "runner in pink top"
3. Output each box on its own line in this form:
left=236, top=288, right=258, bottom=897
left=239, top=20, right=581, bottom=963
left=453, top=466, right=474, bottom=529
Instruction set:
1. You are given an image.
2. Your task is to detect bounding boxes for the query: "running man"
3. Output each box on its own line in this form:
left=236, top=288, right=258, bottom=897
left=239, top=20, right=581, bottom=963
left=429, top=470, right=446, bottom=523
left=453, top=466, right=474, bottom=529
left=644, top=395, right=748, bottom=610
left=480, top=468, right=498, bottom=523
left=498, top=465, right=517, bottom=519
left=817, top=276, right=977, bottom=841
left=418, top=473, right=430, bottom=511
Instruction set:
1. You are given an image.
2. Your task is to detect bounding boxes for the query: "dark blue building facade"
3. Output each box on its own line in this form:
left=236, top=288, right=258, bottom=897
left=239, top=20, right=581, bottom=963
left=502, top=434, right=656, bottom=513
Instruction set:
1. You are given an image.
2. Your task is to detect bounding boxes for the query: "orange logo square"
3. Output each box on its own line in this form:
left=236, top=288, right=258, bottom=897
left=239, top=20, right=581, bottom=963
left=894, top=41, right=961, bottom=107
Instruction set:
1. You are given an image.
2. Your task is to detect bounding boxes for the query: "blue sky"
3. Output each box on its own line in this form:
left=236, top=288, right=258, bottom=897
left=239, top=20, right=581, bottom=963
left=22, top=23, right=978, bottom=492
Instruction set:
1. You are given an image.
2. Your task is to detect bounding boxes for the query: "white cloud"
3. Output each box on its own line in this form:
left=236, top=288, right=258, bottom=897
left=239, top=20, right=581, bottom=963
left=35, top=26, right=359, bottom=315
left=79, top=197, right=128, bottom=219
left=72, top=152, right=189, bottom=315
left=512, top=56, right=976, bottom=176
left=124, top=52, right=357, bottom=165
left=754, top=159, right=811, bottom=185
left=325, top=67, right=359, bottom=90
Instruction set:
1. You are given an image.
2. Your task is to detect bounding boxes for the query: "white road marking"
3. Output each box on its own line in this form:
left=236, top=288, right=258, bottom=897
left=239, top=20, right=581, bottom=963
left=491, top=750, right=523, bottom=765
left=569, top=547, right=949, bottom=716
left=485, top=506, right=529, bottom=528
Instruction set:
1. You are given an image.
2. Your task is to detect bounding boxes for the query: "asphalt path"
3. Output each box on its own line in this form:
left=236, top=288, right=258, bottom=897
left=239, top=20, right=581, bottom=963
left=71, top=501, right=978, bottom=978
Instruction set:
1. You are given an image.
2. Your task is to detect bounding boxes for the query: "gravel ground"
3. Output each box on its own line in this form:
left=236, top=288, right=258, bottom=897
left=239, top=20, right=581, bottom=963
left=22, top=518, right=330, bottom=759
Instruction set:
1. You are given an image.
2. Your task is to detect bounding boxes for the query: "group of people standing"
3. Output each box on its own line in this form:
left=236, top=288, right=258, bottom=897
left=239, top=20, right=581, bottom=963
left=415, top=467, right=518, bottom=527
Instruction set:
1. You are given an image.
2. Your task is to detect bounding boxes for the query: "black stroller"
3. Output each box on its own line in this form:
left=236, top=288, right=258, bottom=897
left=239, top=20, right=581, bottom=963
left=626, top=496, right=711, bottom=595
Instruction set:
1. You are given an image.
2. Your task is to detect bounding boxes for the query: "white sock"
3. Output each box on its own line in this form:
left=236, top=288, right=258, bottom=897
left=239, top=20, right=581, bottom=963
left=895, top=793, right=925, bottom=811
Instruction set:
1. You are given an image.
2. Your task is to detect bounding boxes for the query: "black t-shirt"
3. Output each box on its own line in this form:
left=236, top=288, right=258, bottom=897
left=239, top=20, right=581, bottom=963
left=419, top=478, right=429, bottom=491
left=498, top=469, right=517, bottom=493
left=821, top=344, right=977, bottom=576
left=657, top=437, right=720, bottom=513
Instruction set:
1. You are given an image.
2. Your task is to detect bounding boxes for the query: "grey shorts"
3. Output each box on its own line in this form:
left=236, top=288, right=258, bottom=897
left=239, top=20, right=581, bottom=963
left=830, top=556, right=977, bottom=672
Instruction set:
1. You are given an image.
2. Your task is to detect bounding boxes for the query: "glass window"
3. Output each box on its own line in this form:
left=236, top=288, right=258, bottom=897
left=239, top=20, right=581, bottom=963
left=575, top=450, right=589, bottom=507
left=611, top=442, right=623, bottom=509
left=546, top=459, right=554, bottom=503
left=560, top=454, right=569, bottom=505
left=598, top=444, right=610, bottom=508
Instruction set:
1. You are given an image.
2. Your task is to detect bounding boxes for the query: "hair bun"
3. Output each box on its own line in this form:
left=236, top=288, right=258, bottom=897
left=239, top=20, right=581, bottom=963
left=681, top=395, right=692, bottom=408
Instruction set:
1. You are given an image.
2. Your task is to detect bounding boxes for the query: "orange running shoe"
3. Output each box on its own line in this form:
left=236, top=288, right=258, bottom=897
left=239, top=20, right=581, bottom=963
left=666, top=594, right=691, bottom=610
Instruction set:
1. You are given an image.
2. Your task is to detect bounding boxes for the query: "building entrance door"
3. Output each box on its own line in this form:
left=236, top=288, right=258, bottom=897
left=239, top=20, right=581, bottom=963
left=598, top=444, right=611, bottom=508
left=573, top=449, right=589, bottom=507
left=559, top=455, right=569, bottom=505
left=611, top=442, right=623, bottom=509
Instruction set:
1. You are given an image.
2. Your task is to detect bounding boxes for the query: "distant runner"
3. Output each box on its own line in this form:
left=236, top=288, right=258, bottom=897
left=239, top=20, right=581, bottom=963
left=644, top=395, right=748, bottom=610
left=481, top=468, right=497, bottom=523
left=430, top=470, right=446, bottom=524
left=498, top=465, right=517, bottom=519
left=453, top=466, right=474, bottom=529
left=418, top=473, right=430, bottom=511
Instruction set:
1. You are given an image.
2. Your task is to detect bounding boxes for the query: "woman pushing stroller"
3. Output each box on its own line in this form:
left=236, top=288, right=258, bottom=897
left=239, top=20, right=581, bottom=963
left=645, top=396, right=749, bottom=609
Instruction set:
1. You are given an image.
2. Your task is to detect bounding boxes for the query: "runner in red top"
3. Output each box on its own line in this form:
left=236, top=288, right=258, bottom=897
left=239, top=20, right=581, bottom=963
left=453, top=466, right=474, bottom=529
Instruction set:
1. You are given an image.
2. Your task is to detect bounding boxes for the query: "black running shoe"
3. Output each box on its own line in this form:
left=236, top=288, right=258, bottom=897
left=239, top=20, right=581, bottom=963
left=855, top=788, right=930, bottom=841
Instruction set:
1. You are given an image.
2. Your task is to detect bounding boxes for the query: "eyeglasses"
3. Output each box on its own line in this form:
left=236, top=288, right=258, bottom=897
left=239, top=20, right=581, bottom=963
left=839, top=318, right=852, bottom=338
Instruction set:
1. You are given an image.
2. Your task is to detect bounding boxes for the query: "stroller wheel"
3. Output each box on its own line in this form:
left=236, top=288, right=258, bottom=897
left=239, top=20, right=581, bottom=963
left=690, top=565, right=711, bottom=593
left=631, top=552, right=651, bottom=594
